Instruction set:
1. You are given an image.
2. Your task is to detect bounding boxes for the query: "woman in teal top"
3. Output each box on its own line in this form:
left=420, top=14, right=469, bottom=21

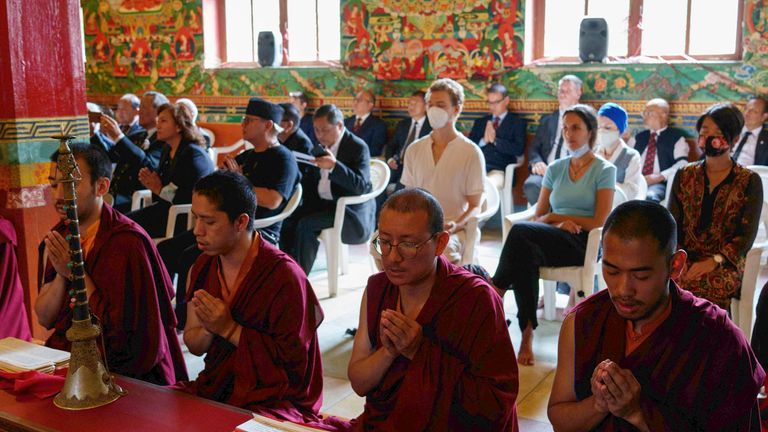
left=493, top=104, right=616, bottom=366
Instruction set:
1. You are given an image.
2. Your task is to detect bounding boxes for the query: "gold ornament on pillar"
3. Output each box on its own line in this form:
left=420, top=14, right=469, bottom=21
left=50, top=135, right=126, bottom=410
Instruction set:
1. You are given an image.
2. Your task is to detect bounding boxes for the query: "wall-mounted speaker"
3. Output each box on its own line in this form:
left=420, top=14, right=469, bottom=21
left=257, top=30, right=283, bottom=67
left=579, top=18, right=608, bottom=63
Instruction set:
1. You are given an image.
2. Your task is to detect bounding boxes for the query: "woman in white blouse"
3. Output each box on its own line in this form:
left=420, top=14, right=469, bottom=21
left=595, top=103, right=647, bottom=200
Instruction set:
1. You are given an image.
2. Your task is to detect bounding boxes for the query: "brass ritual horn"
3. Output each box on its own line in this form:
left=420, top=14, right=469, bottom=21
left=51, top=135, right=125, bottom=410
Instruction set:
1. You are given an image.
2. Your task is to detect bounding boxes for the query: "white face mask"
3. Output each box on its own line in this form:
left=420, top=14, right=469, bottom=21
left=596, top=130, right=620, bottom=151
left=569, top=143, right=591, bottom=158
left=426, top=107, right=450, bottom=129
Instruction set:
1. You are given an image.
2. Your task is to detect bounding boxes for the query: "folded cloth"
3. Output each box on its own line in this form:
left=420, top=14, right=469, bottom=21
left=0, top=368, right=67, bottom=401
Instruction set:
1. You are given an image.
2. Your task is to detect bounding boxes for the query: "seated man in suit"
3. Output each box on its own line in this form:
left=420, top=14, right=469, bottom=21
left=384, top=90, right=431, bottom=188
left=280, top=104, right=375, bottom=275
left=733, top=95, right=768, bottom=166
left=289, top=90, right=317, bottom=145
left=115, top=93, right=142, bottom=137
left=344, top=90, right=387, bottom=158
left=524, top=75, right=582, bottom=205
left=627, top=98, right=688, bottom=202
left=179, top=171, right=326, bottom=424
left=400, top=78, right=485, bottom=264
left=548, top=201, right=764, bottom=430
left=349, top=188, right=519, bottom=430
left=36, top=143, right=187, bottom=385
left=278, top=102, right=315, bottom=155
left=99, top=90, right=169, bottom=212
left=469, top=83, right=527, bottom=189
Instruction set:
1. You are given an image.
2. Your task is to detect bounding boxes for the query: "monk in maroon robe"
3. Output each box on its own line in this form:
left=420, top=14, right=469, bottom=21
left=36, top=143, right=187, bottom=385
left=0, top=216, right=31, bottom=341
left=549, top=200, right=765, bottom=431
left=349, top=189, right=519, bottom=431
left=178, top=171, right=327, bottom=425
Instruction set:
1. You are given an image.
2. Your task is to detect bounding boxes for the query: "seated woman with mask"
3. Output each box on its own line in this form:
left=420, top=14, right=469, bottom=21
left=668, top=103, right=763, bottom=311
left=493, top=104, right=616, bottom=366
left=595, top=103, right=646, bottom=200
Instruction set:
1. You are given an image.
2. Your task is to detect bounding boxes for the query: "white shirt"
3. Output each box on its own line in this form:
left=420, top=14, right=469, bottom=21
left=401, top=134, right=486, bottom=221
left=595, top=139, right=647, bottom=201
left=733, top=125, right=763, bottom=166
left=354, top=113, right=370, bottom=127
left=546, top=108, right=566, bottom=164
left=318, top=133, right=343, bottom=201
left=478, top=111, right=508, bottom=147
left=627, top=126, right=688, bottom=180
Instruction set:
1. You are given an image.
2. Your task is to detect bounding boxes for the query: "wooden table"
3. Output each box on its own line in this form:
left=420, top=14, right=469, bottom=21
left=0, top=375, right=252, bottom=432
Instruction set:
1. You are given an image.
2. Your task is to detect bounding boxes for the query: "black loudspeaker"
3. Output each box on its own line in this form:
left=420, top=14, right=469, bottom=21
left=257, top=31, right=283, bottom=67
left=579, top=18, right=608, bottom=63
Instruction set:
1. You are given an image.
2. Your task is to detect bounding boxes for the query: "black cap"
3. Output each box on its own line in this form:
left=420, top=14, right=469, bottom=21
left=245, top=98, right=284, bottom=132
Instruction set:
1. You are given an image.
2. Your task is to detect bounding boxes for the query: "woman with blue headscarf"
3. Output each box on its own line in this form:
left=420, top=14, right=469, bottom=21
left=595, top=102, right=647, bottom=200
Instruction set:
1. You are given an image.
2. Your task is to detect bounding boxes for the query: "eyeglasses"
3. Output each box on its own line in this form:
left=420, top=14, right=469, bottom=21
left=487, top=98, right=505, bottom=106
left=372, top=234, right=436, bottom=259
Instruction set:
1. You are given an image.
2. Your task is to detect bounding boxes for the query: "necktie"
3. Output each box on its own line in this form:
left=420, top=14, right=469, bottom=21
left=554, top=135, right=564, bottom=160
left=642, top=132, right=657, bottom=175
left=353, top=117, right=362, bottom=133
left=400, top=121, right=418, bottom=160
left=492, top=116, right=500, bottom=130
left=732, top=131, right=751, bottom=162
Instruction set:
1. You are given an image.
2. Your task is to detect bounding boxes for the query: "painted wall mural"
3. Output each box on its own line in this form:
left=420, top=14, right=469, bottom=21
left=341, top=0, right=523, bottom=80
left=82, top=0, right=768, bottom=137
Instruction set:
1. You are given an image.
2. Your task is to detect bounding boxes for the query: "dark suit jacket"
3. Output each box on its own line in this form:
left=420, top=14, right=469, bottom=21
left=468, top=112, right=527, bottom=171
left=384, top=117, right=432, bottom=184
left=299, top=115, right=317, bottom=145
left=108, top=130, right=165, bottom=211
left=301, top=130, right=375, bottom=244
left=754, top=126, right=768, bottom=166
left=527, top=110, right=559, bottom=167
left=345, top=114, right=387, bottom=158
left=155, top=141, right=215, bottom=205
left=281, top=128, right=315, bottom=179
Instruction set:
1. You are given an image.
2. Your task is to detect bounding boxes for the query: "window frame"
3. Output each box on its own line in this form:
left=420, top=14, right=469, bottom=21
left=530, top=0, right=745, bottom=64
left=204, top=0, right=338, bottom=68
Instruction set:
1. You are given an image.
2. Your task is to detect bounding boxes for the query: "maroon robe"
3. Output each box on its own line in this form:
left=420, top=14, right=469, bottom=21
left=42, top=204, right=187, bottom=385
left=0, top=217, right=31, bottom=341
left=573, top=282, right=765, bottom=430
left=354, top=256, right=519, bottom=431
left=182, top=237, right=325, bottom=424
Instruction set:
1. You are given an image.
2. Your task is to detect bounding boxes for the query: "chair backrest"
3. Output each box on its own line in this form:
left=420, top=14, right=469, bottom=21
left=612, top=187, right=628, bottom=209
left=662, top=168, right=677, bottom=206
left=476, top=176, right=500, bottom=223
left=252, top=184, right=303, bottom=229
left=369, top=159, right=390, bottom=199
left=747, top=165, right=768, bottom=199
left=199, top=127, right=216, bottom=147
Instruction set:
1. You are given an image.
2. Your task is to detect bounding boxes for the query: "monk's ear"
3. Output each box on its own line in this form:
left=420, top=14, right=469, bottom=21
left=234, top=213, right=250, bottom=232
left=433, top=231, right=450, bottom=257
left=669, top=249, right=687, bottom=280
left=94, top=177, right=110, bottom=197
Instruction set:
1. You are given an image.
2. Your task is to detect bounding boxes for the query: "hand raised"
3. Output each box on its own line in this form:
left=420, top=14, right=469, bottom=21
left=191, top=290, right=236, bottom=338
left=44, top=231, right=72, bottom=279
left=380, top=309, right=422, bottom=360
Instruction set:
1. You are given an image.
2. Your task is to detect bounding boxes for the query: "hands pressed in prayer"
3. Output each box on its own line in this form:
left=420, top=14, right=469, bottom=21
left=594, top=360, right=644, bottom=423
left=191, top=290, right=237, bottom=338
left=644, top=173, right=664, bottom=186
left=380, top=309, right=423, bottom=360
left=379, top=319, right=400, bottom=359
left=138, top=167, right=162, bottom=195
left=387, top=158, right=398, bottom=170
left=99, top=115, right=121, bottom=141
left=444, top=220, right=457, bottom=234
left=590, top=362, right=611, bottom=414
left=484, top=120, right=496, bottom=144
left=681, top=258, right=717, bottom=282
left=222, top=157, right=243, bottom=175
left=44, top=231, right=72, bottom=279
left=532, top=161, right=548, bottom=176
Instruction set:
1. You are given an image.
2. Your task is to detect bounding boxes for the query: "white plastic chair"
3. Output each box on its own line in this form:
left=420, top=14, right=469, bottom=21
left=319, top=159, right=390, bottom=297
left=252, top=184, right=302, bottom=230
left=747, top=165, right=768, bottom=243
left=130, top=189, right=194, bottom=243
left=461, top=176, right=500, bottom=265
left=499, top=160, right=523, bottom=229
left=732, top=242, right=766, bottom=342
left=209, top=139, right=254, bottom=165
left=199, top=127, right=216, bottom=147
left=504, top=188, right=627, bottom=321
left=661, top=168, right=678, bottom=207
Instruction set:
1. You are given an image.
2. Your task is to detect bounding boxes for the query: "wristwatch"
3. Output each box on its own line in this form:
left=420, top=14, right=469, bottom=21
left=713, top=254, right=724, bottom=266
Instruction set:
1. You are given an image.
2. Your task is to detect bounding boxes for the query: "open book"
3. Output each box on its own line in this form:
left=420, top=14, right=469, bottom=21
left=0, top=337, right=70, bottom=374
left=235, top=414, right=324, bottom=432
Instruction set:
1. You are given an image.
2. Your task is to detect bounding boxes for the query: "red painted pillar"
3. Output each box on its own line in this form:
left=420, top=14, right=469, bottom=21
left=0, top=0, right=88, bottom=338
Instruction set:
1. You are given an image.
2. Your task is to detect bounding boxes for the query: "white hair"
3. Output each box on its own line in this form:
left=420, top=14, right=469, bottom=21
left=176, top=98, right=199, bottom=123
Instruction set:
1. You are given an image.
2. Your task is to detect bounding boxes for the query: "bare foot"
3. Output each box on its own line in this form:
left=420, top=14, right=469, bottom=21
left=517, top=325, right=535, bottom=366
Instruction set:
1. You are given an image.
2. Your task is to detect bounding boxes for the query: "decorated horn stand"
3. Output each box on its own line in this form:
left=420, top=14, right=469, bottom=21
left=51, top=135, right=125, bottom=410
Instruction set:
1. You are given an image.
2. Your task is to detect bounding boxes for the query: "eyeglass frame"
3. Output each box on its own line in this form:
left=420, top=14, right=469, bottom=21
left=372, top=233, right=438, bottom=259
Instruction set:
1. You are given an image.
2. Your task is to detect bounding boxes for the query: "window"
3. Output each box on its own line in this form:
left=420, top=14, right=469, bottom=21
left=204, top=0, right=340, bottom=67
left=529, top=0, right=743, bottom=62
